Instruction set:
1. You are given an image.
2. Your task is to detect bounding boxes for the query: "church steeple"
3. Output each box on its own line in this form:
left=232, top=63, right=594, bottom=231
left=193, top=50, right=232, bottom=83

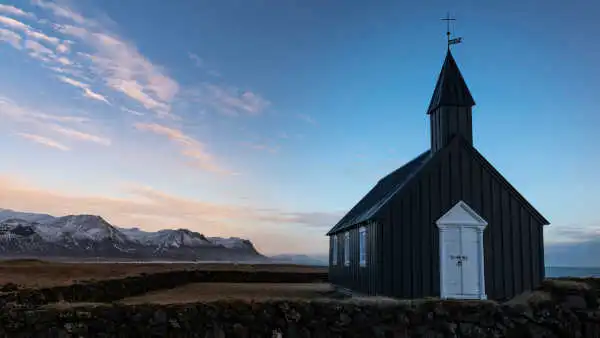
left=428, top=49, right=476, bottom=153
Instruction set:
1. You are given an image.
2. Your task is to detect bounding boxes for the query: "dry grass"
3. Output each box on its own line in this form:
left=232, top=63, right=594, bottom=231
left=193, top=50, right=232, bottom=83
left=0, top=259, right=327, bottom=288
left=119, top=283, right=333, bottom=304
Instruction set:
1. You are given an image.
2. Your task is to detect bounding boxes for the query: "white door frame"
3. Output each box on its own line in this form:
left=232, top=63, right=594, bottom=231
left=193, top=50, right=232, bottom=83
left=436, top=200, right=488, bottom=300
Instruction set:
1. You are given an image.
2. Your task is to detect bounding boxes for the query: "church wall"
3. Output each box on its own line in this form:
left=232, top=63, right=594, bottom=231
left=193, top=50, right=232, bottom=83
left=328, top=220, right=381, bottom=296
left=379, top=139, right=546, bottom=300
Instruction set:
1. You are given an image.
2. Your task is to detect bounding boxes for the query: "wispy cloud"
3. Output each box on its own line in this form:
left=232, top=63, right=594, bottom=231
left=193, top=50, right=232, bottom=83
left=188, top=52, right=203, bottom=68
left=121, top=106, right=144, bottom=116
left=49, top=124, right=110, bottom=146
left=31, top=0, right=86, bottom=25
left=0, top=15, right=30, bottom=31
left=134, top=122, right=230, bottom=174
left=37, top=0, right=179, bottom=116
left=0, top=95, right=87, bottom=123
left=57, top=75, right=110, bottom=104
left=0, top=27, right=21, bottom=49
left=0, top=15, right=61, bottom=46
left=297, top=113, right=317, bottom=125
left=0, top=1, right=180, bottom=116
left=188, top=84, right=271, bottom=116
left=0, top=4, right=36, bottom=19
left=16, top=132, right=70, bottom=151
left=242, top=142, right=280, bottom=154
left=0, top=95, right=108, bottom=149
left=56, top=42, right=69, bottom=53
left=188, top=52, right=221, bottom=77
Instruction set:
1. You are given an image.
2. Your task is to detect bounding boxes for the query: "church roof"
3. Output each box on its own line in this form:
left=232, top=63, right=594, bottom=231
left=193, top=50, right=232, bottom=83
left=326, top=136, right=550, bottom=236
left=427, top=49, right=475, bottom=114
left=326, top=150, right=431, bottom=235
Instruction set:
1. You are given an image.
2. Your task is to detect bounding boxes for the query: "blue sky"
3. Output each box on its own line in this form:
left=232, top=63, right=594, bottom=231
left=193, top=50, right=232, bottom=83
left=0, top=0, right=598, bottom=255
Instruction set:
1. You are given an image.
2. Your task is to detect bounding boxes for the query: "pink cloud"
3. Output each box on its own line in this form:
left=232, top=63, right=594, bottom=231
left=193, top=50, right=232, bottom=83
left=16, top=132, right=70, bottom=151
left=50, top=125, right=111, bottom=146
left=134, top=122, right=230, bottom=174
left=57, top=75, right=110, bottom=104
left=0, top=28, right=21, bottom=49
left=0, top=4, right=36, bottom=19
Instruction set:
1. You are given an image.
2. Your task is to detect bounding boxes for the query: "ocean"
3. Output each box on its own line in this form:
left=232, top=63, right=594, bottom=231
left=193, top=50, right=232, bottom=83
left=545, top=266, right=600, bottom=278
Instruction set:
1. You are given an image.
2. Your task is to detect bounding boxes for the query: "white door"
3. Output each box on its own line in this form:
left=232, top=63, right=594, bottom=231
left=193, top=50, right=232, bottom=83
left=442, top=226, right=482, bottom=299
left=442, top=228, right=463, bottom=296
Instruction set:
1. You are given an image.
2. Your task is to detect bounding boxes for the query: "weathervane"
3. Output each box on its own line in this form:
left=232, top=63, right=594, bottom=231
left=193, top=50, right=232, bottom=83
left=441, top=12, right=462, bottom=49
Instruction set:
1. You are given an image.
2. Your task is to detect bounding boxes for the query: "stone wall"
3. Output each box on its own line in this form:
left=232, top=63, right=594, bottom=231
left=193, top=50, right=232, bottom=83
left=0, top=269, right=328, bottom=307
left=0, top=278, right=598, bottom=337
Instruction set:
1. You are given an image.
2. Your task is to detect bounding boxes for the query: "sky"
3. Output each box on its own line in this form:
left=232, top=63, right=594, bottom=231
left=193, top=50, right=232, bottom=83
left=0, top=0, right=598, bottom=256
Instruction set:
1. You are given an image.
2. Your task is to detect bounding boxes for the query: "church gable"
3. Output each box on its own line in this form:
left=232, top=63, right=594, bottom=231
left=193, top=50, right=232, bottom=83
left=454, top=138, right=549, bottom=226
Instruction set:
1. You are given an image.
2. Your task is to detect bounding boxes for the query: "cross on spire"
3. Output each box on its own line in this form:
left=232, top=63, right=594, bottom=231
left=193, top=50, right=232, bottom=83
left=440, top=12, right=462, bottom=49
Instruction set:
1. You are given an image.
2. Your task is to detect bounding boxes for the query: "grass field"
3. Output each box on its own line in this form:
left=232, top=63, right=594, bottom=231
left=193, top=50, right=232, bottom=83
left=120, top=283, right=333, bottom=304
left=0, top=259, right=328, bottom=288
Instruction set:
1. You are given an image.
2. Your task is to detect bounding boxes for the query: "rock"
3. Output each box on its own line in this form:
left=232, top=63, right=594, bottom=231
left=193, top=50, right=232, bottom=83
left=232, top=323, right=248, bottom=338
left=153, top=309, right=167, bottom=324
left=562, top=295, right=588, bottom=310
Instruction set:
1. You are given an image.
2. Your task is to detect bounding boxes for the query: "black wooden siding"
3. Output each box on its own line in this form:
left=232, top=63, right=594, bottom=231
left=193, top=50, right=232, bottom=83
left=430, top=107, right=473, bottom=153
left=328, top=221, right=381, bottom=295
left=328, top=139, right=545, bottom=300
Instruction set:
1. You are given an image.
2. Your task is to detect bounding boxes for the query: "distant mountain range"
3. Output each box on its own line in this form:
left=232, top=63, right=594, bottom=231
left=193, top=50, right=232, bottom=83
left=0, top=208, right=264, bottom=262
left=270, top=254, right=328, bottom=266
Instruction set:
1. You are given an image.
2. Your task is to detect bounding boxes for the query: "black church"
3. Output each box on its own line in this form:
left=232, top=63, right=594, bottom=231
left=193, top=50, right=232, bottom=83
left=326, top=46, right=550, bottom=301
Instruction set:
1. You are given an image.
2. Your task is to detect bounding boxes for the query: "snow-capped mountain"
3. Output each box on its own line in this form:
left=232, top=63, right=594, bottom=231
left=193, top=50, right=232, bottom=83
left=0, top=208, right=263, bottom=261
left=0, top=209, right=55, bottom=224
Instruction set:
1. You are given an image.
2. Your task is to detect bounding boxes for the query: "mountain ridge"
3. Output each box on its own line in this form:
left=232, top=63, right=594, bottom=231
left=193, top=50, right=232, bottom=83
left=0, top=208, right=264, bottom=262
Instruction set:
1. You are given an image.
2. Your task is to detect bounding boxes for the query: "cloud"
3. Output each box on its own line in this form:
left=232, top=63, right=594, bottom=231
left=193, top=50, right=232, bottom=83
left=188, top=52, right=203, bottom=67
left=50, top=124, right=111, bottom=146
left=0, top=95, right=88, bottom=123
left=0, top=4, right=36, bottom=19
left=189, top=84, right=271, bottom=116
left=25, top=39, right=53, bottom=54
left=82, top=87, right=110, bottom=104
left=24, top=39, right=56, bottom=62
left=297, top=113, right=317, bottom=125
left=134, top=122, right=230, bottom=174
left=57, top=75, right=110, bottom=104
left=545, top=224, right=600, bottom=244
left=31, top=0, right=86, bottom=25
left=26, top=30, right=60, bottom=46
left=0, top=175, right=337, bottom=254
left=56, top=56, right=72, bottom=65
left=0, top=95, right=108, bottom=148
left=242, top=142, right=280, bottom=154
left=0, top=15, right=30, bottom=31
left=16, top=132, right=70, bottom=151
left=0, top=27, right=21, bottom=49
left=46, top=11, right=179, bottom=116
left=56, top=42, right=69, bottom=53
left=121, top=106, right=144, bottom=116
left=0, top=15, right=61, bottom=46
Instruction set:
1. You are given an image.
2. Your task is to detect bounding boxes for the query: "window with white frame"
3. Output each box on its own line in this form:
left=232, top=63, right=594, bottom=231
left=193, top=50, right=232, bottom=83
left=359, top=226, right=367, bottom=267
left=344, top=232, right=350, bottom=266
left=332, top=235, right=338, bottom=266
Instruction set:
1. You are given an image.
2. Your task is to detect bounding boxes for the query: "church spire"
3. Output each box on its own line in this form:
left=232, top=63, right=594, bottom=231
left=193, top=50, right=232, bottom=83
left=428, top=16, right=476, bottom=153
left=427, top=49, right=475, bottom=114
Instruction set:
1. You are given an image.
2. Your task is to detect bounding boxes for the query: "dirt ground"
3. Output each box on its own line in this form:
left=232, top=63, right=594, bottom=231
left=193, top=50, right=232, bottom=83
left=0, top=259, right=327, bottom=288
left=120, top=283, right=334, bottom=304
